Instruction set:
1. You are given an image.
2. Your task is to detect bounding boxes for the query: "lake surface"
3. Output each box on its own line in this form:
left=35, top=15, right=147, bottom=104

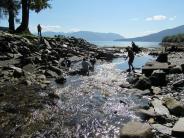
left=90, top=41, right=160, bottom=48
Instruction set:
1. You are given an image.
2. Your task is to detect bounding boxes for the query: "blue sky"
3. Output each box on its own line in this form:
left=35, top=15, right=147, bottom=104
left=0, top=0, right=183, bottom=37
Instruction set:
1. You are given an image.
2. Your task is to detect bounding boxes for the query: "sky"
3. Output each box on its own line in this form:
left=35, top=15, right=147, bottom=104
left=0, top=0, right=183, bottom=38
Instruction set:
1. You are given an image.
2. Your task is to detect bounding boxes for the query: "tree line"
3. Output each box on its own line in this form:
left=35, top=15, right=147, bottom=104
left=162, top=34, right=184, bottom=43
left=0, top=0, right=51, bottom=33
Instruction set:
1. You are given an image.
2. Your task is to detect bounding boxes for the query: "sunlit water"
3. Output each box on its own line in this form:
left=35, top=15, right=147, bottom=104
left=90, top=41, right=160, bottom=48
left=51, top=54, right=155, bottom=137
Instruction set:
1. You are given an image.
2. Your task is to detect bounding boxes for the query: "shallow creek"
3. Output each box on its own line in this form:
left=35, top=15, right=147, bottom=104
left=50, top=54, right=155, bottom=137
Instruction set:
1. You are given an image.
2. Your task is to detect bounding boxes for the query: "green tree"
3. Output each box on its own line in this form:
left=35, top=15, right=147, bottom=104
left=16, top=0, right=51, bottom=33
left=0, top=0, right=20, bottom=32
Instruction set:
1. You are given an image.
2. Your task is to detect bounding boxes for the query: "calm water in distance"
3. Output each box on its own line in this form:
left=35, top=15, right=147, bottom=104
left=90, top=41, right=160, bottom=48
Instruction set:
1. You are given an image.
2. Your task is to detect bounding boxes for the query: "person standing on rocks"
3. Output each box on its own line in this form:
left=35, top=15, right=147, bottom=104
left=37, top=24, right=42, bottom=37
left=125, top=47, right=135, bottom=72
left=89, top=54, right=96, bottom=71
left=81, top=58, right=92, bottom=76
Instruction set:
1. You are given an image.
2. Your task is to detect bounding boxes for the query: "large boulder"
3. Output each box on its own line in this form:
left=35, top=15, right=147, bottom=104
left=134, top=76, right=151, bottom=90
left=149, top=70, right=166, bottom=86
left=172, top=118, right=184, bottom=137
left=163, top=97, right=184, bottom=116
left=120, top=122, right=153, bottom=138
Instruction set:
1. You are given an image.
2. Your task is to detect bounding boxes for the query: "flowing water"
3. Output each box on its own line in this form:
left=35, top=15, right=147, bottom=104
left=51, top=54, right=155, bottom=137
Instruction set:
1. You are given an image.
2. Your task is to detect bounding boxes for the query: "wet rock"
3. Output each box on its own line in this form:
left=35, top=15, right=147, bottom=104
left=150, top=70, right=166, bottom=86
left=172, top=118, right=184, bottom=137
left=119, top=83, right=131, bottom=88
left=172, top=79, right=184, bottom=88
left=163, top=97, right=184, bottom=116
left=152, top=124, right=172, bottom=136
left=151, top=99, right=170, bottom=116
left=55, top=76, right=66, bottom=84
left=134, top=76, right=151, bottom=90
left=120, top=122, right=153, bottom=138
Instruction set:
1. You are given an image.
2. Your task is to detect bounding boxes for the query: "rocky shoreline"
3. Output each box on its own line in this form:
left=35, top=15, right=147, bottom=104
left=1, top=31, right=184, bottom=138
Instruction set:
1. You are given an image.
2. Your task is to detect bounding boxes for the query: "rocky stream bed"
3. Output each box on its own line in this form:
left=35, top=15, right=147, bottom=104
left=0, top=31, right=184, bottom=138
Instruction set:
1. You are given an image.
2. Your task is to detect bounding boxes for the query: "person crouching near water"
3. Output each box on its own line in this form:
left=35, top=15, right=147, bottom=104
left=81, top=58, right=92, bottom=76
left=125, top=47, right=135, bottom=72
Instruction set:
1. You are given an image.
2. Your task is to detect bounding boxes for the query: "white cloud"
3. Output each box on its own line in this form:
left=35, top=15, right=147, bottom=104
left=146, top=15, right=167, bottom=21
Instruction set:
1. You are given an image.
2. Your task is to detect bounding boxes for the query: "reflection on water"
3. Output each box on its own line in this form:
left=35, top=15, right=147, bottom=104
left=52, top=54, right=154, bottom=137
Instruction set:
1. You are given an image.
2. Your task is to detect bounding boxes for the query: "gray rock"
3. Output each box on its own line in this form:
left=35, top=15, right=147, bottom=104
left=134, top=76, right=151, bottom=90
left=151, top=86, right=161, bottom=95
left=172, top=79, right=184, bottom=88
left=48, top=66, right=63, bottom=75
left=163, top=97, right=184, bottom=116
left=45, top=70, right=58, bottom=78
left=181, top=64, right=184, bottom=73
left=150, top=70, right=166, bottom=86
left=169, top=66, right=182, bottom=74
left=120, top=122, right=153, bottom=138
left=55, top=76, right=66, bottom=84
left=151, top=99, right=170, bottom=116
left=43, top=39, right=52, bottom=49
left=172, top=118, right=184, bottom=137
left=152, top=124, right=171, bottom=135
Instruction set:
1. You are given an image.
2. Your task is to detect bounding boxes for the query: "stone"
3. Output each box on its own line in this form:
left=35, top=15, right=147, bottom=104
left=134, top=76, right=151, bottom=90
left=172, top=118, right=184, bottom=137
left=169, top=66, right=182, bottom=74
left=9, top=66, right=23, bottom=78
left=181, top=64, right=184, bottom=73
left=120, top=122, right=153, bottom=138
left=156, top=53, right=168, bottom=63
left=151, top=99, right=170, bottom=116
left=37, top=75, right=46, bottom=81
left=136, top=108, right=158, bottom=118
left=45, top=70, right=58, bottom=78
left=48, top=92, right=60, bottom=99
left=150, top=70, right=166, bottom=86
left=49, top=66, right=63, bottom=75
left=43, top=39, right=52, bottom=49
left=152, top=124, right=171, bottom=135
left=172, top=79, right=184, bottom=88
left=151, top=86, right=161, bottom=95
left=163, top=97, right=184, bottom=116
left=55, top=76, right=66, bottom=84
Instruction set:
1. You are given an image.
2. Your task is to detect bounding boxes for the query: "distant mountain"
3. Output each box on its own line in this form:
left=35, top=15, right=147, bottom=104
left=116, top=25, right=184, bottom=42
left=42, top=31, right=124, bottom=41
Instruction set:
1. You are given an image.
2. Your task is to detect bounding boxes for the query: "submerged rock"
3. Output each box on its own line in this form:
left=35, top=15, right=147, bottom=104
left=120, top=122, right=153, bottom=138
